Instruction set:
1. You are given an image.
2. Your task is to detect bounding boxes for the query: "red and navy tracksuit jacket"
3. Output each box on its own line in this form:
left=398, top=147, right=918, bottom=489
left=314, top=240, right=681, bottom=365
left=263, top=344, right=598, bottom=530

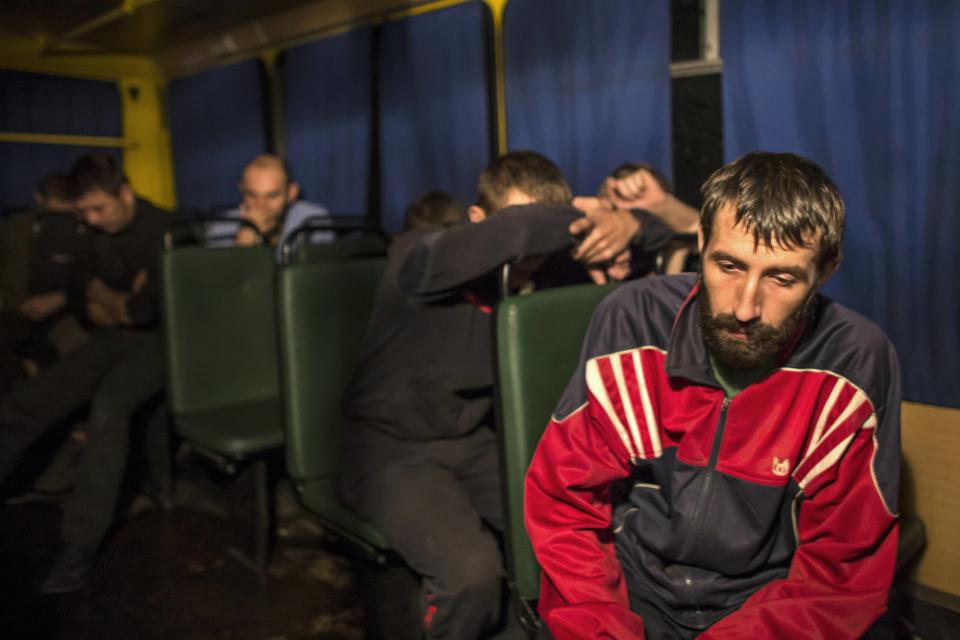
left=525, top=274, right=901, bottom=639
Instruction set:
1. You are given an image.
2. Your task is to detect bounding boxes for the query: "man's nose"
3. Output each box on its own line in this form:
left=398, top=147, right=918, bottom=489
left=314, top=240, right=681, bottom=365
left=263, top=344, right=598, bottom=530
left=734, top=278, right=762, bottom=323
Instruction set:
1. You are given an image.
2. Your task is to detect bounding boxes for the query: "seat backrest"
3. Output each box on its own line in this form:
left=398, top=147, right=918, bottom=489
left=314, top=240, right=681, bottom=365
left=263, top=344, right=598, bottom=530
left=495, top=282, right=618, bottom=601
left=290, top=234, right=389, bottom=265
left=161, top=245, right=280, bottom=414
left=277, top=257, right=387, bottom=481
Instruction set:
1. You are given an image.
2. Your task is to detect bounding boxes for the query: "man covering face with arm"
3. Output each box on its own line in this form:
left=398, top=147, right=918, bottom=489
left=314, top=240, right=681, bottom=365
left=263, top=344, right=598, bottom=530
left=336, top=150, right=664, bottom=640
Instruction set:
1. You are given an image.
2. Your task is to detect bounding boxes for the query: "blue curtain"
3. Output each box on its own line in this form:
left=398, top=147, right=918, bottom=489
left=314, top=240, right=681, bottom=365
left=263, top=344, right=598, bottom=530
left=379, top=2, right=491, bottom=232
left=168, top=59, right=267, bottom=212
left=722, top=0, right=960, bottom=407
left=0, top=70, right=121, bottom=209
left=283, top=28, right=372, bottom=215
left=503, top=0, right=671, bottom=196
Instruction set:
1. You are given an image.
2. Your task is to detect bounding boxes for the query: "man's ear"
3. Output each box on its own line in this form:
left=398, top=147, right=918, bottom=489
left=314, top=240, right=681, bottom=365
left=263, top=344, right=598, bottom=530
left=697, top=225, right=706, bottom=255
left=286, top=181, right=300, bottom=202
left=467, top=205, right=488, bottom=223
left=817, top=259, right=839, bottom=286
left=118, top=183, right=135, bottom=207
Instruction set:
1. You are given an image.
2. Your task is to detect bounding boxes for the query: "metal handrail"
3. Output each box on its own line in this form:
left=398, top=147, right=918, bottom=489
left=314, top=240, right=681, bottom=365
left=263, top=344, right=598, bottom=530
left=162, top=216, right=264, bottom=250
left=280, top=216, right=390, bottom=265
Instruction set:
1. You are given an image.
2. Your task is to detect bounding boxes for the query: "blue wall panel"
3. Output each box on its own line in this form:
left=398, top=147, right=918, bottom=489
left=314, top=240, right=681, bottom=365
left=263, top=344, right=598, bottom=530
left=0, top=70, right=121, bottom=208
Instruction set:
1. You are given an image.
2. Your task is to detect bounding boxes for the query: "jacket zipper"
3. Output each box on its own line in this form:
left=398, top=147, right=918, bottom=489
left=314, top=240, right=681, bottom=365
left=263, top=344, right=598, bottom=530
left=692, top=395, right=731, bottom=528
left=681, top=395, right=731, bottom=606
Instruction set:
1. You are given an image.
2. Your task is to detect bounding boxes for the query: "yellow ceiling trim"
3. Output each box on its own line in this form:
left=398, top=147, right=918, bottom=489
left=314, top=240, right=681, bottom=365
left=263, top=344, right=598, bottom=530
left=0, top=131, right=136, bottom=149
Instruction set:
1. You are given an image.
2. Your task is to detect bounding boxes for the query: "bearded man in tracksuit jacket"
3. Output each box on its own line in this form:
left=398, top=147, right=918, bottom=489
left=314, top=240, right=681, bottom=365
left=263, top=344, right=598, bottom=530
left=526, top=151, right=901, bottom=639
left=337, top=151, right=672, bottom=639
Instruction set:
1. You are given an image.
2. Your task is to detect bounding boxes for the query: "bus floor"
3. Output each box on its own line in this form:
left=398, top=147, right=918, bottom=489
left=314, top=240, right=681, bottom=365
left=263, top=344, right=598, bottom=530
left=2, top=455, right=960, bottom=640
left=0, top=453, right=374, bottom=640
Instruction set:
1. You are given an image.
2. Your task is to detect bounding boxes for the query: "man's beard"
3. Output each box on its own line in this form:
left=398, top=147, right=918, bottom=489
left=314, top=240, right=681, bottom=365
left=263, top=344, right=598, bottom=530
left=698, top=282, right=816, bottom=370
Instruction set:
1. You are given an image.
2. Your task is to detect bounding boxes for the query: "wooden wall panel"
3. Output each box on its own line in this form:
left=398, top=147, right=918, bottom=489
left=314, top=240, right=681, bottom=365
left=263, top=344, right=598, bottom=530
left=901, top=402, right=960, bottom=596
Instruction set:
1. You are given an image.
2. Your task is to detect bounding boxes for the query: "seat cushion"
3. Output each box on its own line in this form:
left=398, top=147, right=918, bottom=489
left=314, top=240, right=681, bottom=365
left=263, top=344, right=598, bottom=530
left=896, top=513, right=926, bottom=572
left=174, top=397, right=284, bottom=459
left=298, top=477, right=391, bottom=550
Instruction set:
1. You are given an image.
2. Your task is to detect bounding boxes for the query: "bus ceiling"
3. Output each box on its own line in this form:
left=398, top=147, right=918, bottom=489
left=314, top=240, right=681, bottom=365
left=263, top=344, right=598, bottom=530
left=0, top=0, right=451, bottom=79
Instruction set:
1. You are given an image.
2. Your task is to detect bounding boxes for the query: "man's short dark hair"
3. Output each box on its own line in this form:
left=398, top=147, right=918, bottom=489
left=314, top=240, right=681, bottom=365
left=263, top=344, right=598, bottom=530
left=608, top=162, right=672, bottom=194
left=700, top=151, right=845, bottom=272
left=66, top=153, right=128, bottom=200
left=475, top=150, right=572, bottom=214
left=404, top=190, right=466, bottom=231
left=35, top=173, right=71, bottom=201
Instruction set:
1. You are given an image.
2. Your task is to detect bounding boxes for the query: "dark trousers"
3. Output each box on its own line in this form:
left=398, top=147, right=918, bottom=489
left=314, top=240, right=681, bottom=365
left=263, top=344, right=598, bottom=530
left=0, top=329, right=164, bottom=552
left=342, top=426, right=510, bottom=640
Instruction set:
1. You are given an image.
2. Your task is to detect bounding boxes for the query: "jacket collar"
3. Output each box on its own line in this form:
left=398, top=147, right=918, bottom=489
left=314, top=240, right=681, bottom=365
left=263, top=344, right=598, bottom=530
left=665, top=281, right=717, bottom=387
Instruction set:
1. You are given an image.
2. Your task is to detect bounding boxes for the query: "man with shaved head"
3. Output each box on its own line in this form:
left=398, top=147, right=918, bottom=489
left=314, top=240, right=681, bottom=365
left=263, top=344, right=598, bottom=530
left=208, top=153, right=331, bottom=257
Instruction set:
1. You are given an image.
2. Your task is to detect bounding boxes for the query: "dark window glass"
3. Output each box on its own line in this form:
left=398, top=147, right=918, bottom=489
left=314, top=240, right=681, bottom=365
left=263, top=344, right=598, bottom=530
left=671, top=0, right=703, bottom=62
left=671, top=73, right=722, bottom=209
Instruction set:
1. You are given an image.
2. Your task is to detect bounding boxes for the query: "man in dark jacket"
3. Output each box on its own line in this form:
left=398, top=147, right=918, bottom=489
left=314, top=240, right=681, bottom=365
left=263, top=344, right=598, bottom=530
left=0, top=173, right=90, bottom=391
left=526, top=152, right=901, bottom=639
left=337, top=151, right=671, bottom=639
left=0, top=153, right=173, bottom=594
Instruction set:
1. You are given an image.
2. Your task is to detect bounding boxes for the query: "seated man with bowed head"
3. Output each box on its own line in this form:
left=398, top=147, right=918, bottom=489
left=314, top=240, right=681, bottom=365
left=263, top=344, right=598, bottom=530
left=208, top=154, right=331, bottom=257
left=337, top=150, right=671, bottom=640
left=526, top=152, right=901, bottom=639
left=402, top=190, right=467, bottom=231
left=0, top=153, right=173, bottom=594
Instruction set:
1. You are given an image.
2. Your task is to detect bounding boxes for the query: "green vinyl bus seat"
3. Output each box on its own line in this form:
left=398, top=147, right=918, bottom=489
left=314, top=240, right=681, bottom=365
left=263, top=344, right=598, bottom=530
left=277, top=257, right=391, bottom=554
left=161, top=244, right=284, bottom=570
left=494, top=282, right=619, bottom=616
left=161, top=244, right=284, bottom=459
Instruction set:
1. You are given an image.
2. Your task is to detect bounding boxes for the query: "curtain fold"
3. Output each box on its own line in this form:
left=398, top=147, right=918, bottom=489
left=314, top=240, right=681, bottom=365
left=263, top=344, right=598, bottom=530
left=503, top=0, right=672, bottom=195
left=378, top=2, right=491, bottom=232
left=168, top=60, right=267, bottom=212
left=722, top=0, right=960, bottom=407
left=283, top=28, right=373, bottom=215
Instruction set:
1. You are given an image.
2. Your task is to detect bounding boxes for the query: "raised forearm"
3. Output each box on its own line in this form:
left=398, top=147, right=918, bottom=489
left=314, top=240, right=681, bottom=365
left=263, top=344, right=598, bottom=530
left=644, top=194, right=699, bottom=233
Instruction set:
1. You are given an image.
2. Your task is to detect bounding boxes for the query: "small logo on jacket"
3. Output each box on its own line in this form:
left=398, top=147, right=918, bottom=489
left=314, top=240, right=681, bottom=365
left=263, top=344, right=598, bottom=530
left=772, top=457, right=791, bottom=476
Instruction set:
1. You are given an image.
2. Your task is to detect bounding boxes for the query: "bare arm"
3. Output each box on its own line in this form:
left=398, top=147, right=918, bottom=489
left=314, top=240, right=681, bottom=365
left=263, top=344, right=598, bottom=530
left=606, top=168, right=699, bottom=233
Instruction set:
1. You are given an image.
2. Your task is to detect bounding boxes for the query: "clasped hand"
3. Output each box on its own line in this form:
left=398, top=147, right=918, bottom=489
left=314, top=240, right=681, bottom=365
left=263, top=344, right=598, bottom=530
left=85, top=271, right=147, bottom=327
left=569, top=197, right=640, bottom=284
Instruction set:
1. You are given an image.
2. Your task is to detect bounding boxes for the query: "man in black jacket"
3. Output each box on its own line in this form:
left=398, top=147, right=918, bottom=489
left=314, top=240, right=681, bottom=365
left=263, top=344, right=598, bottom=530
left=337, top=151, right=671, bottom=639
left=0, top=154, right=173, bottom=594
